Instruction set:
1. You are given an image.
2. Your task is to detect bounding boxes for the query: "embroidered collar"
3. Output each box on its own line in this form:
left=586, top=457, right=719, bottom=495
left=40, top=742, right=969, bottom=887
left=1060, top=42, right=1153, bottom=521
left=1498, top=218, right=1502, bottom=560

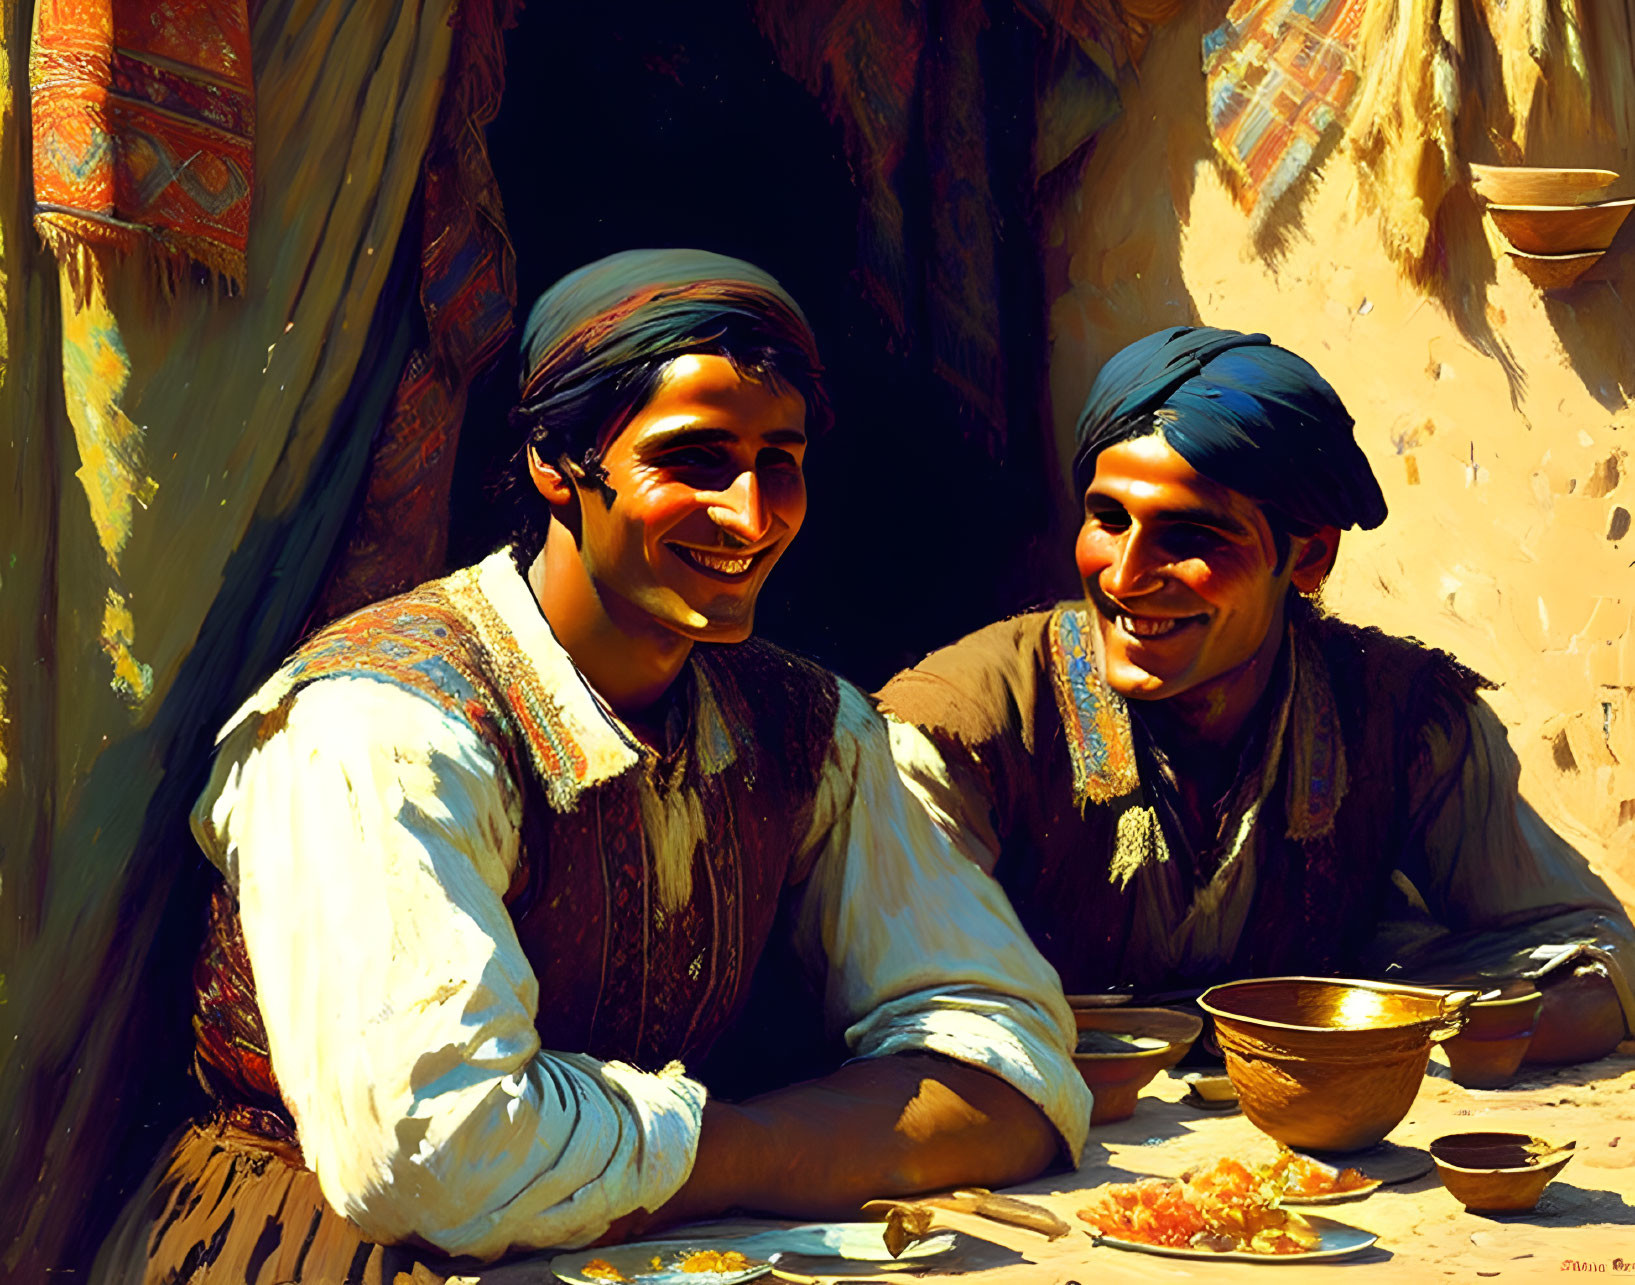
left=1046, top=604, right=1347, bottom=839
left=1046, top=606, right=1139, bottom=806
left=461, top=549, right=741, bottom=803
left=1282, top=618, right=1347, bottom=840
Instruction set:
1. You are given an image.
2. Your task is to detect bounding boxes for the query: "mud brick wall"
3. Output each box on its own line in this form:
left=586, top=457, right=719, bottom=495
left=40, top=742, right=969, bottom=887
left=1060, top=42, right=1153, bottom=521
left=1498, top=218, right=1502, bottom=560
left=1044, top=14, right=1635, bottom=897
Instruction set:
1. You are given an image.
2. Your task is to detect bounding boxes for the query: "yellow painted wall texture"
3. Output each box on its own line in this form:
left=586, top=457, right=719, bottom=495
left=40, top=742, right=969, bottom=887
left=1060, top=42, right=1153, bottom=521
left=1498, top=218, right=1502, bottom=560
left=1046, top=11, right=1635, bottom=903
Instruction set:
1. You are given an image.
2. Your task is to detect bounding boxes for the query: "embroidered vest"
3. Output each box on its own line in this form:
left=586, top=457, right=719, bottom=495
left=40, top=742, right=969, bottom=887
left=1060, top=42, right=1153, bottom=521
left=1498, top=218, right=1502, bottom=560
left=1009, top=603, right=1490, bottom=990
left=192, top=567, right=840, bottom=1133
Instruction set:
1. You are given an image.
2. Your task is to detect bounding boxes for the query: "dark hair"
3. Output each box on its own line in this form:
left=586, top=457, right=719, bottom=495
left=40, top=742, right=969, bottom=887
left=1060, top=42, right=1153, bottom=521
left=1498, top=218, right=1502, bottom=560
left=502, top=312, right=831, bottom=569
left=1263, top=507, right=1320, bottom=576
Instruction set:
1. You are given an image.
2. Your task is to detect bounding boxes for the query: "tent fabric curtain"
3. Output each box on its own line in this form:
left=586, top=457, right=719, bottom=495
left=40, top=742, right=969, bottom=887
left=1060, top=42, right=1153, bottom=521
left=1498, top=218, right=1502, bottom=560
left=1029, top=0, right=1187, bottom=67
left=314, top=0, right=518, bottom=623
left=0, top=0, right=513, bottom=1273
left=744, top=0, right=1179, bottom=460
left=749, top=0, right=1139, bottom=461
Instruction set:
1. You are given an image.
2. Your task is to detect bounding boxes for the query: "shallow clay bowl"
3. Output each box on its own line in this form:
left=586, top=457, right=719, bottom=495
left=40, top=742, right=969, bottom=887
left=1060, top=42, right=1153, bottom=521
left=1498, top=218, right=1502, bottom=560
left=1183, top=1072, right=1240, bottom=1105
left=1430, top=1132, right=1575, bottom=1213
left=1469, top=163, right=1618, bottom=206
left=1072, top=1006, right=1203, bottom=1125
left=1199, top=977, right=1475, bottom=1153
left=1489, top=199, right=1635, bottom=254
left=1438, top=982, right=1543, bottom=1089
left=1506, top=249, right=1603, bottom=289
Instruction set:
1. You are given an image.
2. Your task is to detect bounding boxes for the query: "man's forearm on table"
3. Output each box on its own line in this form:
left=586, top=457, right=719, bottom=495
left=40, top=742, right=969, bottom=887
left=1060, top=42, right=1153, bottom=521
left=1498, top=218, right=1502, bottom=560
left=654, top=1053, right=1061, bottom=1226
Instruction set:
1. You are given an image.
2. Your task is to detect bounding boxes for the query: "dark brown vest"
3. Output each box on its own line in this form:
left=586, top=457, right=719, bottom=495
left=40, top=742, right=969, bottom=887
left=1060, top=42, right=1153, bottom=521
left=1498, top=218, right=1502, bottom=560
left=1226, top=613, right=1490, bottom=978
left=885, top=605, right=1490, bottom=997
left=192, top=576, right=841, bottom=1137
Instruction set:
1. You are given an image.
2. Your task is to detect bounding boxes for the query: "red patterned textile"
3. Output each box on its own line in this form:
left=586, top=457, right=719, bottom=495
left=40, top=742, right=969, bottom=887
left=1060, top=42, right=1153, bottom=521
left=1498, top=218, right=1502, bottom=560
left=191, top=884, right=296, bottom=1144
left=30, top=0, right=253, bottom=286
left=314, top=1, right=519, bottom=621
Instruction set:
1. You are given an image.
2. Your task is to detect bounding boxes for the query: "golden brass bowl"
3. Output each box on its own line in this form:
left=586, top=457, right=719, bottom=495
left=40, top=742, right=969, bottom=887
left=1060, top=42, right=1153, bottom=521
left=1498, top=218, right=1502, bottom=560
left=1071, top=1006, right=1203, bottom=1125
left=1199, top=977, right=1474, bottom=1153
left=1431, top=1132, right=1575, bottom=1213
left=1438, top=982, right=1543, bottom=1089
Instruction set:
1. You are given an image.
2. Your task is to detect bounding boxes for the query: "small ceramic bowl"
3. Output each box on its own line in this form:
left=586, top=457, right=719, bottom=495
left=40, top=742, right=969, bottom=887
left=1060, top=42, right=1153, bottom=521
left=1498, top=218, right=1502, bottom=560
left=1469, top=164, right=1619, bottom=206
left=1181, top=1071, right=1239, bottom=1108
left=1430, top=1132, right=1575, bottom=1213
left=1439, top=982, right=1543, bottom=1089
left=1506, top=249, right=1603, bottom=290
left=1071, top=1006, right=1203, bottom=1125
left=1489, top=198, right=1635, bottom=255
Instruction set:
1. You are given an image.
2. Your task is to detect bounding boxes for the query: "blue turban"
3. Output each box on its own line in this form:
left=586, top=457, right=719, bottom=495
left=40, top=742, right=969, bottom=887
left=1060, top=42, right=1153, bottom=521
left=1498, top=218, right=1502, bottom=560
left=1072, top=326, right=1387, bottom=532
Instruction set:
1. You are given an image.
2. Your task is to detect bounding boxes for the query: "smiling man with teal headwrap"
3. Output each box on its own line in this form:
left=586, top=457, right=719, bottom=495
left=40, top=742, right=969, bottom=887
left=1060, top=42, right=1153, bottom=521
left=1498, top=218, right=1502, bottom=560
left=881, top=325, right=1633, bottom=1081
left=99, top=250, right=1090, bottom=1280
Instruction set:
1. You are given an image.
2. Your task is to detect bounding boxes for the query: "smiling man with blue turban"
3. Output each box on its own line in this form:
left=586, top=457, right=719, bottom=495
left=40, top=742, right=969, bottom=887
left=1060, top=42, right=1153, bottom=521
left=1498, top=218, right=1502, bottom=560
left=880, top=325, right=1633, bottom=1076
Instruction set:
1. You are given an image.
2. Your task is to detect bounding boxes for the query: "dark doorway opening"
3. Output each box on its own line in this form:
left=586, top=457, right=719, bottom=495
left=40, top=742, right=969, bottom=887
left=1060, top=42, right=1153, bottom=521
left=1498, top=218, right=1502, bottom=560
left=453, top=0, right=1076, bottom=690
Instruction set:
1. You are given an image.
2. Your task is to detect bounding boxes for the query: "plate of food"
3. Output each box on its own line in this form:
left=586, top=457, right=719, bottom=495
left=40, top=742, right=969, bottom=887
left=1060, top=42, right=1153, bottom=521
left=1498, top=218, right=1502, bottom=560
left=1269, top=1150, right=1382, bottom=1204
left=550, top=1223, right=956, bottom=1284
left=1077, top=1158, right=1379, bottom=1263
left=550, top=1242, right=769, bottom=1285
left=1093, top=1213, right=1377, bottom=1263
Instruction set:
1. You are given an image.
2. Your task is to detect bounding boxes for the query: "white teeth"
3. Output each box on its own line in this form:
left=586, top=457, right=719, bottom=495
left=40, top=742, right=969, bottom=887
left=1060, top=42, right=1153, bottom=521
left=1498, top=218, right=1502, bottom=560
left=681, top=549, right=755, bottom=576
left=1119, top=614, right=1180, bottom=638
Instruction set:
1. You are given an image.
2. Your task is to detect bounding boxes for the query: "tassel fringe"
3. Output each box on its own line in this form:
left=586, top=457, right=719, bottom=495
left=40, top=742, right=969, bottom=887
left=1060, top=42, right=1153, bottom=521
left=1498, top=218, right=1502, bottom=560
left=35, top=211, right=245, bottom=307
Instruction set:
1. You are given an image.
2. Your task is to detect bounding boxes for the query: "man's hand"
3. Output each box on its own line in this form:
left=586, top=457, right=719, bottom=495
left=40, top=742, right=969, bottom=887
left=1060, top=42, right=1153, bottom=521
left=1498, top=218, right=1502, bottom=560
left=641, top=1053, right=1061, bottom=1232
left=1524, top=963, right=1627, bottom=1065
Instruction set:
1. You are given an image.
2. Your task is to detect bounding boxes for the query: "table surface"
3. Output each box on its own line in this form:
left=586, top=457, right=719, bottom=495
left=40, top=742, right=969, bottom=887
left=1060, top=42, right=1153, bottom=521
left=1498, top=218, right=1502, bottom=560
left=484, top=1046, right=1635, bottom=1285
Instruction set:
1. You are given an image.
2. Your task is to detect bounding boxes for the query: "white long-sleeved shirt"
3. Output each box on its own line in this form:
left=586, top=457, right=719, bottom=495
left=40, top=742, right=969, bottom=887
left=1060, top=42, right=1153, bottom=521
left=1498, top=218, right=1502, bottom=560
left=193, top=548, right=1090, bottom=1261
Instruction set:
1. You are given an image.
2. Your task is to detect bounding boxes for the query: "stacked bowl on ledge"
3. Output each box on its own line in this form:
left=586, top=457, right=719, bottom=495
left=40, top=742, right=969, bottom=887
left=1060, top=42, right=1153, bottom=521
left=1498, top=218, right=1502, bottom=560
left=1470, top=163, right=1633, bottom=289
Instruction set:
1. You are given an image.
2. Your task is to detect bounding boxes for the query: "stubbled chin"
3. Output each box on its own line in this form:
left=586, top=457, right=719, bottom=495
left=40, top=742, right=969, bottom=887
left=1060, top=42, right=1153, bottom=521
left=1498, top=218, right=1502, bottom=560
left=1107, top=672, right=1171, bottom=700
left=626, top=584, right=755, bottom=644
left=1101, top=650, right=1181, bottom=700
left=679, top=600, right=757, bottom=643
